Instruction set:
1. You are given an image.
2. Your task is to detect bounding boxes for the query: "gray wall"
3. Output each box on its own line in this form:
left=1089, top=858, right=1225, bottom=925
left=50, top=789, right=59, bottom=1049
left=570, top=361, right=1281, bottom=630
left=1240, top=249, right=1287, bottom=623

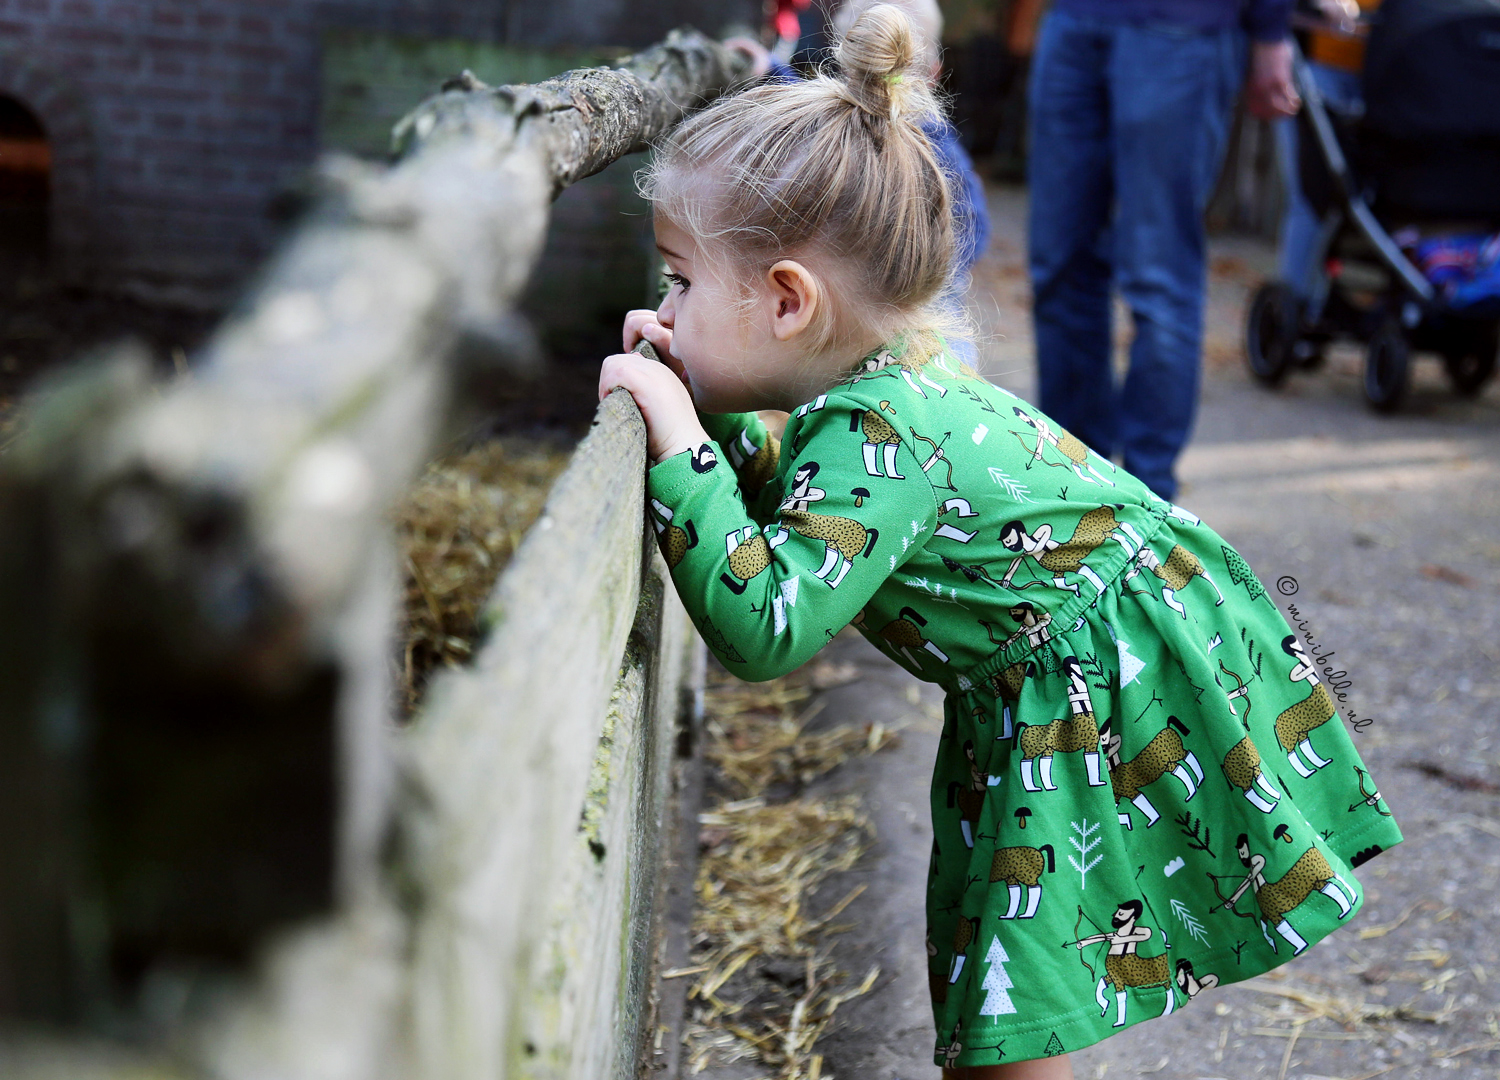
left=0, top=0, right=756, bottom=306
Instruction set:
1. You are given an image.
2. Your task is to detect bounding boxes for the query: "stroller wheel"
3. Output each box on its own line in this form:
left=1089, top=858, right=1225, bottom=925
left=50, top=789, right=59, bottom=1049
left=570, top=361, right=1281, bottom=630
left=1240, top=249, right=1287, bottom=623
left=1364, top=322, right=1410, bottom=412
left=1443, top=350, right=1497, bottom=396
left=1246, top=283, right=1298, bottom=387
left=1441, top=325, right=1498, bottom=397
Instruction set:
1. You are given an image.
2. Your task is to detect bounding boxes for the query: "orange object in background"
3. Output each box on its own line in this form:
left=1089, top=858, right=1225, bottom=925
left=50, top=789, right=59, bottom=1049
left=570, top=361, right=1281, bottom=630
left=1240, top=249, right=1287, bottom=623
left=0, top=136, right=49, bottom=202
left=1306, top=0, right=1382, bottom=72
left=0, top=136, right=50, bottom=173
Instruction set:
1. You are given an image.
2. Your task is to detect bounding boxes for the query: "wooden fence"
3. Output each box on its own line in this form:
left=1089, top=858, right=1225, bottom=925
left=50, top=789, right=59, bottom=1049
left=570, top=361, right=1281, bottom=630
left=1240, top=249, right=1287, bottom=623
left=0, top=31, right=744, bottom=1080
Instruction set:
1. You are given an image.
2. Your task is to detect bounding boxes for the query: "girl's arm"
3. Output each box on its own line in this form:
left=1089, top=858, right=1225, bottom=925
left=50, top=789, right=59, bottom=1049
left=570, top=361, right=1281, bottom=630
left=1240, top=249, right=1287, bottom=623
left=643, top=393, right=938, bottom=681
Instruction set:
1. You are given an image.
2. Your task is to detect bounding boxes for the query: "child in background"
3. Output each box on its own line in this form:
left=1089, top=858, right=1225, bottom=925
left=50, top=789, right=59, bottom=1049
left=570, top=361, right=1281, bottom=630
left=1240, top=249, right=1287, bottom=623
left=729, top=0, right=990, bottom=285
left=602, top=7, right=1401, bottom=1076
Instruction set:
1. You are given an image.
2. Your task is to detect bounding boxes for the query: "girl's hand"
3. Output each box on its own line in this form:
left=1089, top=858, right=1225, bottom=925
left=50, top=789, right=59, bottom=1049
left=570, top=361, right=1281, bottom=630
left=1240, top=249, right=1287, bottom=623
left=599, top=351, right=709, bottom=464
left=622, top=309, right=688, bottom=389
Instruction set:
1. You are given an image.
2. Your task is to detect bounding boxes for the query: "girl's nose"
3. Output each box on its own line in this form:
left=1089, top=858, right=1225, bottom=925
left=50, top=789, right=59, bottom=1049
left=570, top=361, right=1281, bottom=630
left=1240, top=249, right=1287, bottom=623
left=656, top=295, right=675, bottom=328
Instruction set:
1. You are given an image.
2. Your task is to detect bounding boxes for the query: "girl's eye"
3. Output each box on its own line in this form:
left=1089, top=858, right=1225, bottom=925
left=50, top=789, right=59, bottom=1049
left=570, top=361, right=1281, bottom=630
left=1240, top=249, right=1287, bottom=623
left=663, top=271, right=690, bottom=292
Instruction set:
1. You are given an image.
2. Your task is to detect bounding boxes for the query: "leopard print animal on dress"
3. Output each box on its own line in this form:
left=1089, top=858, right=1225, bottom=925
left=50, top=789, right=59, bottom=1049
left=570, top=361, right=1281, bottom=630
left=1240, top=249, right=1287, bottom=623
left=989, top=843, right=1054, bottom=920
left=1103, top=951, right=1171, bottom=992
left=1039, top=506, right=1123, bottom=574
left=988, top=660, right=1031, bottom=703
left=877, top=607, right=950, bottom=668
left=1016, top=711, right=1100, bottom=789
left=1255, top=846, right=1338, bottom=923
left=1153, top=545, right=1207, bottom=590
left=1105, top=716, right=1205, bottom=827
left=1019, top=716, right=1099, bottom=756
left=849, top=403, right=905, bottom=478
left=1054, top=427, right=1092, bottom=467
left=853, top=408, right=900, bottom=445
left=947, top=914, right=980, bottom=984
left=661, top=522, right=693, bottom=569
left=1222, top=736, right=1281, bottom=813
left=1275, top=683, right=1335, bottom=756
left=948, top=781, right=985, bottom=847
left=780, top=507, right=877, bottom=589
left=726, top=533, right=771, bottom=582
left=1110, top=725, right=1190, bottom=801
left=1149, top=544, right=1225, bottom=615
left=727, top=427, right=781, bottom=499
left=719, top=526, right=783, bottom=595
left=989, top=844, right=1052, bottom=886
left=741, top=435, right=780, bottom=496
left=780, top=509, right=869, bottom=560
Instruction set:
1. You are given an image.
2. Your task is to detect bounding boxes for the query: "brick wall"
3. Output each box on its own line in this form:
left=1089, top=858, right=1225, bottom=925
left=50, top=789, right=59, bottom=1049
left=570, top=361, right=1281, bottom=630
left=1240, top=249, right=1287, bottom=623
left=0, top=0, right=756, bottom=306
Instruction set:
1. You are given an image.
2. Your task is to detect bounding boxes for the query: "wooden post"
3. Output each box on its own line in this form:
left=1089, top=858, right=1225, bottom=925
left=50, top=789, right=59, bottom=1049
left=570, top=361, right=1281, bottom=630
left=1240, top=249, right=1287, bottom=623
left=0, top=28, right=745, bottom=1060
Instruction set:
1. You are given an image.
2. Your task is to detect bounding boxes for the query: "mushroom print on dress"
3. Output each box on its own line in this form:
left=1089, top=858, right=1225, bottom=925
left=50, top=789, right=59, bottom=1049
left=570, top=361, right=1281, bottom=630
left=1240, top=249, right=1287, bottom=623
left=642, top=338, right=1403, bottom=1067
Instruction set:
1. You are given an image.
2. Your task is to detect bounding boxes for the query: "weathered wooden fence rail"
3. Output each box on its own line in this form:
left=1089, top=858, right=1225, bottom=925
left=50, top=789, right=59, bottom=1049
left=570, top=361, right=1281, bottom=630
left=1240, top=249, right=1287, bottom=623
left=0, top=30, right=744, bottom=1080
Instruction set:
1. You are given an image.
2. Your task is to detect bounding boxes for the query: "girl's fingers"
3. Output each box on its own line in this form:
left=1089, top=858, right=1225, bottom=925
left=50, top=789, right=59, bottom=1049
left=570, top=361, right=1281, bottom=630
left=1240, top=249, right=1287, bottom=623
left=622, top=309, right=660, bottom=352
left=641, top=323, right=685, bottom=379
left=597, top=352, right=706, bottom=461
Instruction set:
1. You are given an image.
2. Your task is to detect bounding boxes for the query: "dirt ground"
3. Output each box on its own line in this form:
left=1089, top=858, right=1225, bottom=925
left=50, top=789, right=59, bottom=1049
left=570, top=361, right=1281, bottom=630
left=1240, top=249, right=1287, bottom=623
left=691, top=184, right=1500, bottom=1080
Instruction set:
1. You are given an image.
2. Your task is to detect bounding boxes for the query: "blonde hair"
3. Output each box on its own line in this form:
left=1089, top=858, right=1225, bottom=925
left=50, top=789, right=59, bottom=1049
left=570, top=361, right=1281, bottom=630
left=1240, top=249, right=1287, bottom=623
left=642, top=4, right=959, bottom=367
left=833, top=0, right=944, bottom=73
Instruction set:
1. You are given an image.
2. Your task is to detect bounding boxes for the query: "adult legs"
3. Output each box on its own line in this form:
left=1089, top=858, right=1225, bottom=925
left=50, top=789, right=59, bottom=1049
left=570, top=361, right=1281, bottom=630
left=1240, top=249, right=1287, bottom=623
left=1027, top=11, right=1116, bottom=456
left=1110, top=25, right=1243, bottom=499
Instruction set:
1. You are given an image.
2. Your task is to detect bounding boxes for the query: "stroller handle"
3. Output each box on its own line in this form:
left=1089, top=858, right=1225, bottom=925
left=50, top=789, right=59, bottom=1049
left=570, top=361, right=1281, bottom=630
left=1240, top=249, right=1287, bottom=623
left=1292, top=42, right=1434, bottom=305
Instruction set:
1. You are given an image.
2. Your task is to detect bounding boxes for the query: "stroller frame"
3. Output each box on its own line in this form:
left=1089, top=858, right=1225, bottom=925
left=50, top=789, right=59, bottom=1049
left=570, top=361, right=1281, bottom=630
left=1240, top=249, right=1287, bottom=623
left=1246, top=40, right=1500, bottom=410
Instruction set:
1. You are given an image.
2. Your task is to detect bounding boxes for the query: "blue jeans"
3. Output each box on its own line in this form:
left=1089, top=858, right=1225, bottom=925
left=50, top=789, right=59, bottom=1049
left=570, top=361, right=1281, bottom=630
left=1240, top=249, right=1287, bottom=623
left=1277, top=63, right=1364, bottom=297
left=1027, top=10, right=1243, bottom=500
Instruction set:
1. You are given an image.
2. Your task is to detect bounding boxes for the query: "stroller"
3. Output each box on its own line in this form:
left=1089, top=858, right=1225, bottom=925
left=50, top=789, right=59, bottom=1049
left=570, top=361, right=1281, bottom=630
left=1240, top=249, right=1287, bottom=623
left=1245, top=0, right=1500, bottom=410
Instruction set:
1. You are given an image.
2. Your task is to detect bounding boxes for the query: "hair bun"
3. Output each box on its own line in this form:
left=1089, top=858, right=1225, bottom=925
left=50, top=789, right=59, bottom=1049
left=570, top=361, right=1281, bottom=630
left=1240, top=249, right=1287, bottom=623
left=836, top=3, right=929, bottom=126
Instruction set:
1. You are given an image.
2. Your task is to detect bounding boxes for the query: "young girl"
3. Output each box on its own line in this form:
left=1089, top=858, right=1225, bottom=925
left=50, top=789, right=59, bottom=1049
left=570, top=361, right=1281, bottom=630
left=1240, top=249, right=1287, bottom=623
left=599, top=7, right=1402, bottom=1076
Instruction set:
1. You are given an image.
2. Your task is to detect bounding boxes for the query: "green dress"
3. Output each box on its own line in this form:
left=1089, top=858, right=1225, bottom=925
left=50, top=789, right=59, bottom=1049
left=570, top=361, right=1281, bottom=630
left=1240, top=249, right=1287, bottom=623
left=645, top=342, right=1402, bottom=1067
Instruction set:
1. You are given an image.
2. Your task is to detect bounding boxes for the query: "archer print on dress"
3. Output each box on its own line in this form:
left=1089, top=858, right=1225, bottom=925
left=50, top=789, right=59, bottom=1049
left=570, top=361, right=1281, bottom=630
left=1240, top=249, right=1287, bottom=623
left=1123, top=544, right=1225, bottom=618
left=638, top=343, right=1403, bottom=1065
left=1010, top=407, right=1116, bottom=486
left=1014, top=657, right=1107, bottom=794
left=777, top=462, right=879, bottom=589
left=998, top=506, right=1138, bottom=598
left=1210, top=829, right=1357, bottom=955
left=1276, top=635, right=1337, bottom=778
left=1070, top=899, right=1176, bottom=1028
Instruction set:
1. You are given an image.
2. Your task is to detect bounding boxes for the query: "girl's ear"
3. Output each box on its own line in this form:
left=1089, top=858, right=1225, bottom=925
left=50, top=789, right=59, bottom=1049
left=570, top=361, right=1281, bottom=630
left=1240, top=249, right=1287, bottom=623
left=766, top=260, right=820, bottom=342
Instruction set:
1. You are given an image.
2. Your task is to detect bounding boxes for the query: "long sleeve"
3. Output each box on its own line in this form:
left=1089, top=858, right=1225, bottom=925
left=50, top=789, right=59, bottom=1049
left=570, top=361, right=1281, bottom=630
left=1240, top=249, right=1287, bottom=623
left=699, top=411, right=783, bottom=522
left=647, top=391, right=939, bottom=681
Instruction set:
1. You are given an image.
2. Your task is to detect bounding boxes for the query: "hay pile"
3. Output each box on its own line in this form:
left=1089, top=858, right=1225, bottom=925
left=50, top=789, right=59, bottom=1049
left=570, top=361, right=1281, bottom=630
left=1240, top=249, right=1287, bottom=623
left=682, top=662, right=896, bottom=1079
left=393, top=437, right=572, bottom=710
